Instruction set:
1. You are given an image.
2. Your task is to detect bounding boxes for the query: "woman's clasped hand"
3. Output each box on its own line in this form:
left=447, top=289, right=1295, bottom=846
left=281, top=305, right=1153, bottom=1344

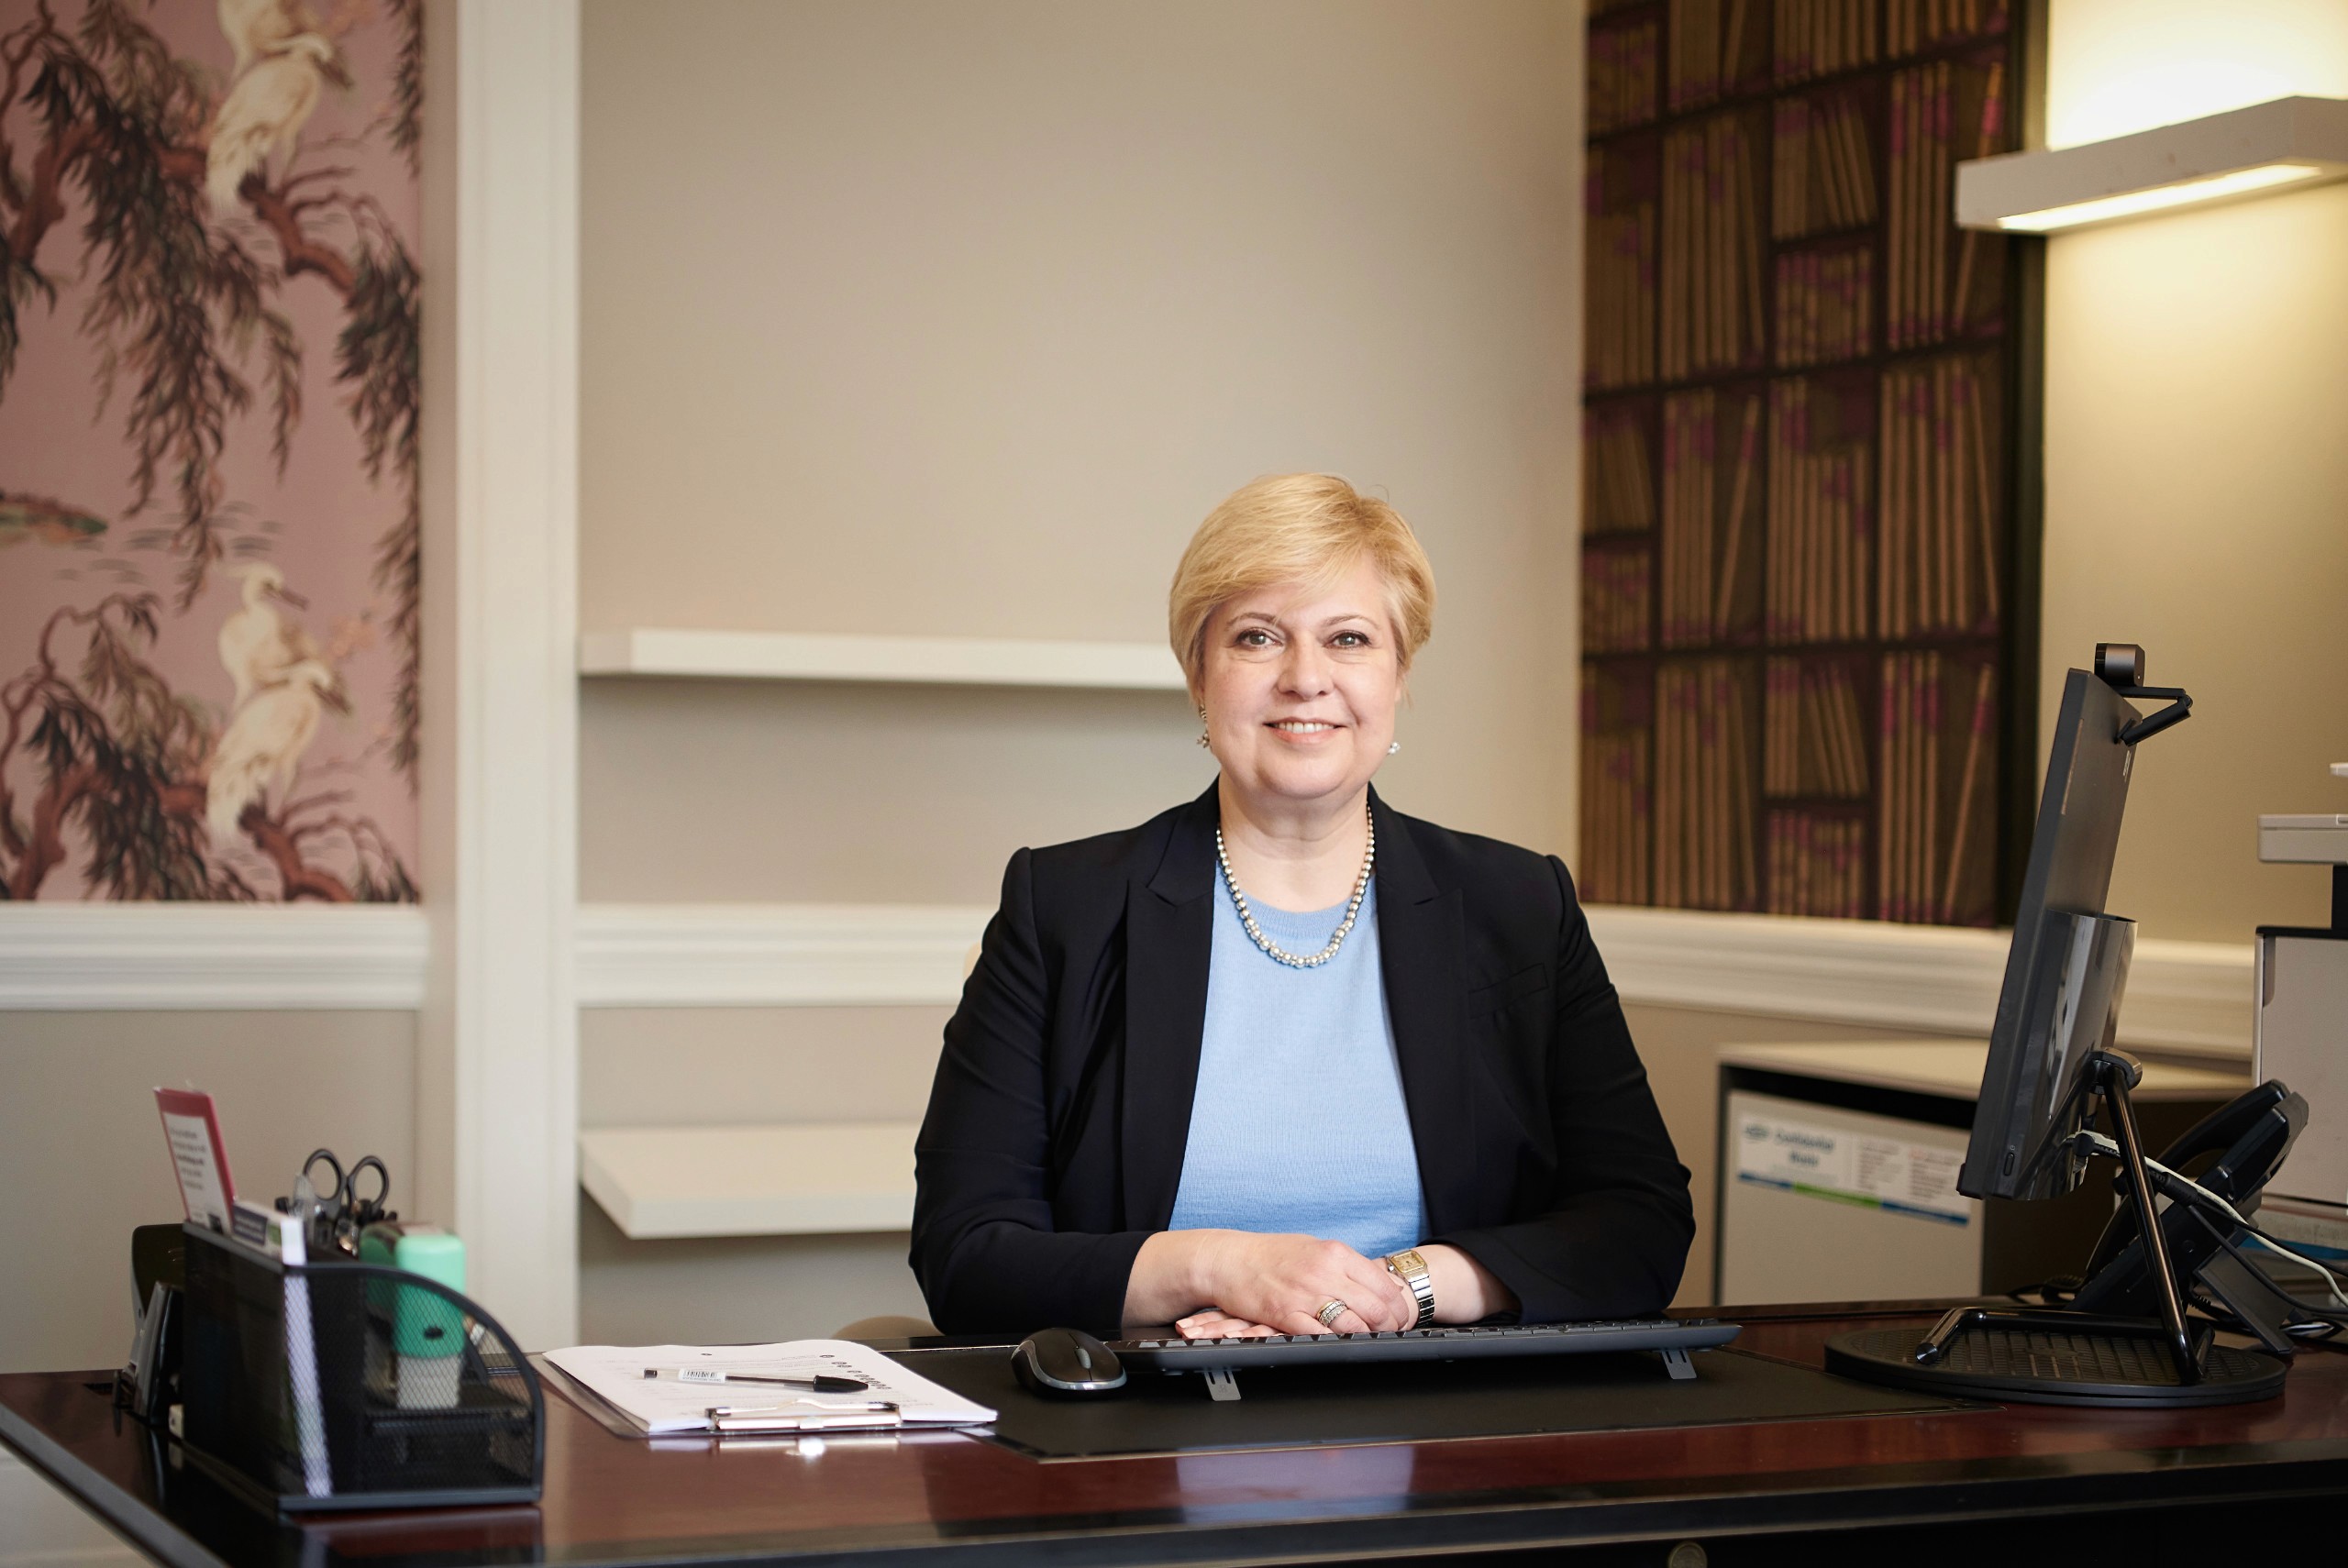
left=1136, top=1230, right=1418, bottom=1338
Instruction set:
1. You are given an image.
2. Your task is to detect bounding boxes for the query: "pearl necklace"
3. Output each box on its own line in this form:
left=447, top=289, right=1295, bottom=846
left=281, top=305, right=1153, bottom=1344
left=1213, top=803, right=1376, bottom=969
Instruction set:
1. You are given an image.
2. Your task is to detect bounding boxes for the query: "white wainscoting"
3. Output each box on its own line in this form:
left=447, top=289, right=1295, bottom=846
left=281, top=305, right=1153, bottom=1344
left=0, top=900, right=2257, bottom=1055
left=0, top=904, right=430, bottom=1010
left=1584, top=904, right=2255, bottom=1057
left=572, top=904, right=989, bottom=1009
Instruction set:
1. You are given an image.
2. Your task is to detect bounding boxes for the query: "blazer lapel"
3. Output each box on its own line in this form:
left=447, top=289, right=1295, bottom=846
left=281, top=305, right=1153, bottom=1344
left=1119, top=782, right=1218, bottom=1231
left=1371, top=788, right=1479, bottom=1234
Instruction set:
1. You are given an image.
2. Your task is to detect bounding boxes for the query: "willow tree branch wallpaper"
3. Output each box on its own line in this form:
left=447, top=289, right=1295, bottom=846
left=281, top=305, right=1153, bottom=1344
left=0, top=0, right=419, bottom=901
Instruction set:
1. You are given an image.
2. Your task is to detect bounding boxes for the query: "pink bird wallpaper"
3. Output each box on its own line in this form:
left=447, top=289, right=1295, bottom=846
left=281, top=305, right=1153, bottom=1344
left=0, top=0, right=419, bottom=901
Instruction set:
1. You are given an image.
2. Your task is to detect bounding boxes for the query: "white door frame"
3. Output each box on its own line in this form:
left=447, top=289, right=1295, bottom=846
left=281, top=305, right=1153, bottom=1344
left=418, top=0, right=581, bottom=1352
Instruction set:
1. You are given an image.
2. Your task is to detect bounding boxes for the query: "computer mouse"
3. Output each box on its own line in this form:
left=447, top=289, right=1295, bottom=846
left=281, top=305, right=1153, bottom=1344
left=1012, top=1327, right=1127, bottom=1397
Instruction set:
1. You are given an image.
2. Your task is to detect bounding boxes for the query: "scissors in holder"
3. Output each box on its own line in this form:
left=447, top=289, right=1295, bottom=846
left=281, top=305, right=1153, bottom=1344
left=291, top=1148, right=395, bottom=1256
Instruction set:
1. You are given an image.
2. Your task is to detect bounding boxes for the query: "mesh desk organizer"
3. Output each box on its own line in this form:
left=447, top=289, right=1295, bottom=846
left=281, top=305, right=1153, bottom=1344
left=175, top=1222, right=544, bottom=1513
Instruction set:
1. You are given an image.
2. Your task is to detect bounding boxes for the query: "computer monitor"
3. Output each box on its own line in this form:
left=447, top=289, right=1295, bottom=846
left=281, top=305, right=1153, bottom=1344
left=1958, top=658, right=2143, bottom=1204
left=1826, top=646, right=2308, bottom=1408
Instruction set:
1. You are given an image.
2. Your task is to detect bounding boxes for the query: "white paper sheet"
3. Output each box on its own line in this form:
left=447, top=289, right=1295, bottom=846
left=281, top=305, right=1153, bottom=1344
left=545, top=1340, right=994, bottom=1435
left=157, top=1102, right=231, bottom=1231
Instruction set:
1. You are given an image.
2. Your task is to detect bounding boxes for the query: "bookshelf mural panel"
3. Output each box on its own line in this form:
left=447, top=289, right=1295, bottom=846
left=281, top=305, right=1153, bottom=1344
left=1586, top=139, right=1659, bottom=391
left=1659, top=385, right=1765, bottom=648
left=1579, top=662, right=1656, bottom=908
left=1580, top=0, right=2036, bottom=927
left=1659, top=108, right=1767, bottom=381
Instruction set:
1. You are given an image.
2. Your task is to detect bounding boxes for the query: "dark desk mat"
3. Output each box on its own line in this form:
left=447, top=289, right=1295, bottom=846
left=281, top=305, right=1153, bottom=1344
left=894, top=1344, right=1979, bottom=1462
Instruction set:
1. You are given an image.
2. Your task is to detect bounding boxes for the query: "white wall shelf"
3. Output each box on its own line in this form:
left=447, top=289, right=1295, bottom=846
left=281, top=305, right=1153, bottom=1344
left=1956, top=95, right=2348, bottom=234
left=578, top=1121, right=920, bottom=1239
left=579, top=628, right=1187, bottom=691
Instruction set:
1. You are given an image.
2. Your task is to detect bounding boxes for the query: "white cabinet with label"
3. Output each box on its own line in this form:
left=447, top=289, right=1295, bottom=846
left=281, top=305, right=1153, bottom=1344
left=1715, top=1042, right=2243, bottom=1306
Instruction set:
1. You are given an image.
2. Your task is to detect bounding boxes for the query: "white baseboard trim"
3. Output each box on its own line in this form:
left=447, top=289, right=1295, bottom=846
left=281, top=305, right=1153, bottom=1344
left=573, top=904, right=990, bottom=1009
left=1585, top=904, right=2254, bottom=1058
left=0, top=900, right=2255, bottom=1055
left=0, top=904, right=429, bottom=1010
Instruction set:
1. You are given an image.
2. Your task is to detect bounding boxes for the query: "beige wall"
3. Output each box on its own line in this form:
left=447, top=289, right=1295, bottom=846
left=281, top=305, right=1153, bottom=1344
left=581, top=1007, right=947, bottom=1127
left=0, top=1012, right=415, bottom=1373
left=580, top=679, right=1210, bottom=904
left=578, top=0, right=1586, bottom=860
left=2037, top=0, right=2348, bottom=944
left=2043, top=0, right=2348, bottom=150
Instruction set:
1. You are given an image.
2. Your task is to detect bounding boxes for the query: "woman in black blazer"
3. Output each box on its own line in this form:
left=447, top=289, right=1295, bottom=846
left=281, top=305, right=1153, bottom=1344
left=911, top=476, right=1693, bottom=1338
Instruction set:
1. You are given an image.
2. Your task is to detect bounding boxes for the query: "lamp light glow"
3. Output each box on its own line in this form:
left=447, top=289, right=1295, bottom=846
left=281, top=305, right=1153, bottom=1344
left=1996, top=161, right=2326, bottom=232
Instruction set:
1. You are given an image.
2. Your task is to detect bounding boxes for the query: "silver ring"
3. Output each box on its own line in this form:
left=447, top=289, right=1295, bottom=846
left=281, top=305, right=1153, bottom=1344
left=1316, top=1297, right=1348, bottom=1330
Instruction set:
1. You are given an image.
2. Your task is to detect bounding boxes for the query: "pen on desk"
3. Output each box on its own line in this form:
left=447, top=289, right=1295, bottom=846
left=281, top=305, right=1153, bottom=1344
left=707, top=1400, right=899, bottom=1417
left=707, top=1408, right=903, bottom=1434
left=646, top=1367, right=871, bottom=1393
left=704, top=1405, right=899, bottom=1435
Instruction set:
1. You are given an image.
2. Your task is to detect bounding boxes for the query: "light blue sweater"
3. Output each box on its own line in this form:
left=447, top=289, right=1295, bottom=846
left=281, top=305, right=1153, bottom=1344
left=1167, top=871, right=1428, bottom=1257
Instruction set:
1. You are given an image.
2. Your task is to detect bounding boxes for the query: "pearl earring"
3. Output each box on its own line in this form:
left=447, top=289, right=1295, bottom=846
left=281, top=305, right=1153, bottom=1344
left=1388, top=740, right=1401, bottom=756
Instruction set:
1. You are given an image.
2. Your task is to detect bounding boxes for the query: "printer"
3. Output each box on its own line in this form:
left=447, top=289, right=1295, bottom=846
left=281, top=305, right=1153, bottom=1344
left=2254, top=765, right=2348, bottom=1257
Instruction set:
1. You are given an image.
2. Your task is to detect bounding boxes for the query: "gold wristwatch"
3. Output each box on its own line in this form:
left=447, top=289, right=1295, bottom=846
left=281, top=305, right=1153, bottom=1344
left=1385, top=1248, right=1435, bottom=1329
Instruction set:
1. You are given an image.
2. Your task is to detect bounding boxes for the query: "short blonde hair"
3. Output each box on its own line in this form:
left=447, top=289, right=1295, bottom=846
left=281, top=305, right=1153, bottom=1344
left=1168, top=474, right=1435, bottom=691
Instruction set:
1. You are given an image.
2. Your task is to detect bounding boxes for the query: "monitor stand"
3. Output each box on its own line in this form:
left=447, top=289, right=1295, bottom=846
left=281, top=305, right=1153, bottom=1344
left=1824, top=1051, right=2289, bottom=1408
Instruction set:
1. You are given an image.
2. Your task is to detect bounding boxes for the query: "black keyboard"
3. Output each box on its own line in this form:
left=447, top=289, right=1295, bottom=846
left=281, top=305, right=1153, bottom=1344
left=1110, top=1317, right=1739, bottom=1374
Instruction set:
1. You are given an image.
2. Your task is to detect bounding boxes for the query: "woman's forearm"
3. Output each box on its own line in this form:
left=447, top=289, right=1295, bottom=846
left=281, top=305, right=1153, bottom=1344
left=1124, top=1230, right=1215, bottom=1325
left=1420, top=1242, right=1519, bottom=1323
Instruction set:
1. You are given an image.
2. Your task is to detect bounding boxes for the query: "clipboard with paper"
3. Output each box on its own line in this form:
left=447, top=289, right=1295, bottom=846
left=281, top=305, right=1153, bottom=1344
left=542, top=1340, right=995, bottom=1436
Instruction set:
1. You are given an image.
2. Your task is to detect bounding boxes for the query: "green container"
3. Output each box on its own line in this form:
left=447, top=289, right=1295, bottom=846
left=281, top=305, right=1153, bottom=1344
left=359, top=1224, right=467, bottom=1359
left=391, top=1231, right=466, bottom=1360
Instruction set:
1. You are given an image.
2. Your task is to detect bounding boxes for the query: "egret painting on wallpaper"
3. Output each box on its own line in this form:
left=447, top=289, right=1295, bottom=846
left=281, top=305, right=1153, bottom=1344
left=0, top=0, right=419, bottom=901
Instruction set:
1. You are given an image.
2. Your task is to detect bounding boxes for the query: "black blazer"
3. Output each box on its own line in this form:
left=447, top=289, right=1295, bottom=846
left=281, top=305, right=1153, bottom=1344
left=910, top=782, right=1694, bottom=1335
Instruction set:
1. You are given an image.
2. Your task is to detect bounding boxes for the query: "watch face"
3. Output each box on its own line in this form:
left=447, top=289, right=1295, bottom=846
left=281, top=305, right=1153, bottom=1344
left=1386, top=1251, right=1434, bottom=1324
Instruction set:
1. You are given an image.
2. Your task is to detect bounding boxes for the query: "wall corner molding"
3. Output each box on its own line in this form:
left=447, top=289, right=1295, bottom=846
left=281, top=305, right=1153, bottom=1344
left=414, top=0, right=581, bottom=1351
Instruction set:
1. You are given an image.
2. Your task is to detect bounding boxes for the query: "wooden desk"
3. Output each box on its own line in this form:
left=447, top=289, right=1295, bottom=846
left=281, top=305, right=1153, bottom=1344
left=6, top=1307, right=2344, bottom=1567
